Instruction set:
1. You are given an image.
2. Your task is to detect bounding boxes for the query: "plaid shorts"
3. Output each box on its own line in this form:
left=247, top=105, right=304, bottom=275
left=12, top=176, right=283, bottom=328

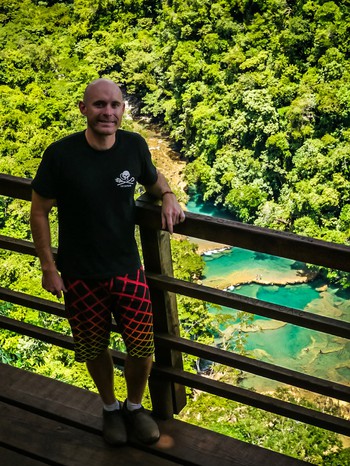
left=63, top=267, right=154, bottom=362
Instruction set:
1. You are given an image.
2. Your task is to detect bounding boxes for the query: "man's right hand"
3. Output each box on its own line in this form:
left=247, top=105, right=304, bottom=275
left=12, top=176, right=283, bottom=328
left=30, top=190, right=67, bottom=299
left=42, top=269, right=67, bottom=299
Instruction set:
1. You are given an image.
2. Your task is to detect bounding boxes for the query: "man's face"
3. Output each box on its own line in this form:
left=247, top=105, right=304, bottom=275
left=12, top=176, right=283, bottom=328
left=79, top=81, right=125, bottom=137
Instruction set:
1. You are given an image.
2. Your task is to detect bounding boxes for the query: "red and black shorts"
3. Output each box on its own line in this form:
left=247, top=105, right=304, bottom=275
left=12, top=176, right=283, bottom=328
left=63, top=267, right=154, bottom=362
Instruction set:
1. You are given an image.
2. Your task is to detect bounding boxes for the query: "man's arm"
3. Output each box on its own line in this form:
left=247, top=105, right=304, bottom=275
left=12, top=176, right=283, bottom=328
left=30, top=190, right=66, bottom=298
left=145, top=170, right=185, bottom=234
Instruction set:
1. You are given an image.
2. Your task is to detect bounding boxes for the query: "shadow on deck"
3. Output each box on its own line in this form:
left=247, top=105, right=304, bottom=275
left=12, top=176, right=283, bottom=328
left=0, top=363, right=308, bottom=466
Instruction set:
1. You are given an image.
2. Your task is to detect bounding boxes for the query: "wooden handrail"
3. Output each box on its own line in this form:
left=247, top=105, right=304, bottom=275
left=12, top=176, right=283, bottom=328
left=2, top=286, right=349, bottom=403
left=155, top=333, right=350, bottom=403
left=136, top=196, right=350, bottom=272
left=152, top=364, right=350, bottom=436
left=1, top=290, right=348, bottom=404
left=146, top=272, right=350, bottom=339
left=0, top=174, right=349, bottom=434
left=1, top=313, right=349, bottom=436
left=1, top=234, right=348, bottom=338
left=1, top=173, right=350, bottom=271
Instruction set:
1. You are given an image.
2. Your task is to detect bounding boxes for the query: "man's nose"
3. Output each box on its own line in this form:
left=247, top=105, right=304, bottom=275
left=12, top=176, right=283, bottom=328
left=103, top=104, right=114, bottom=115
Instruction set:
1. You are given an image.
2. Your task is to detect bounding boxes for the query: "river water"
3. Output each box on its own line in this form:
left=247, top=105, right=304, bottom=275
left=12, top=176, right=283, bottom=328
left=187, top=192, right=350, bottom=392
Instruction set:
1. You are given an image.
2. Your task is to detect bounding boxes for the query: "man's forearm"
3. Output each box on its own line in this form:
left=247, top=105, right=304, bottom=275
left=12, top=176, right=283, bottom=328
left=30, top=211, right=56, bottom=272
left=30, top=208, right=67, bottom=298
left=145, top=170, right=175, bottom=199
left=144, top=169, right=185, bottom=233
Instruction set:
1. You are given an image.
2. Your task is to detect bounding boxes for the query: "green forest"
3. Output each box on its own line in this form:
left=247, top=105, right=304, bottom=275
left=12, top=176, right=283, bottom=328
left=0, top=0, right=349, bottom=463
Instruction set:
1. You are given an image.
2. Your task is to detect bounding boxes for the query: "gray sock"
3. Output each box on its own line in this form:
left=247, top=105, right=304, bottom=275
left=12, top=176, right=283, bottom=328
left=126, top=399, right=142, bottom=411
left=103, top=400, right=120, bottom=411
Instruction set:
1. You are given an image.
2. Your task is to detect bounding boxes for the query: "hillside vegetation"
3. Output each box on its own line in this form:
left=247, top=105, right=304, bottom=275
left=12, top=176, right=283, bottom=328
left=0, top=1, right=349, bottom=463
left=1, top=0, right=349, bottom=280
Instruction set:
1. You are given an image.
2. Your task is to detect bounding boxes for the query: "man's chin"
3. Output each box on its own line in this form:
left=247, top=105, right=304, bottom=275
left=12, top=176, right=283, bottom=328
left=95, top=126, right=117, bottom=135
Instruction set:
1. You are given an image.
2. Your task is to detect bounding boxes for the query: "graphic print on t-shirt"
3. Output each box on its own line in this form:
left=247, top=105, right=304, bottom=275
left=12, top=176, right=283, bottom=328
left=115, top=170, right=135, bottom=188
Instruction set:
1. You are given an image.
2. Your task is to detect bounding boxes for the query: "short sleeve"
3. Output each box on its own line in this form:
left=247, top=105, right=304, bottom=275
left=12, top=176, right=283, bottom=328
left=31, top=145, right=60, bottom=199
left=137, top=135, right=158, bottom=186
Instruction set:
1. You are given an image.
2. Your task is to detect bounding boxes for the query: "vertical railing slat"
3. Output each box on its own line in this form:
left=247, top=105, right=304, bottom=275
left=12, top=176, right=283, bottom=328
left=138, top=226, right=186, bottom=419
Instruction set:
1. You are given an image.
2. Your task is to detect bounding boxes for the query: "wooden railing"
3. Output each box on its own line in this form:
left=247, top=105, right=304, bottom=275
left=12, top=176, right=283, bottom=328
left=0, top=174, right=349, bottom=437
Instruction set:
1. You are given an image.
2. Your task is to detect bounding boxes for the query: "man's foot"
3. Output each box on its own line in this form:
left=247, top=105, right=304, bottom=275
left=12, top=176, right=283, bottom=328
left=122, top=401, right=160, bottom=444
left=102, top=408, right=127, bottom=446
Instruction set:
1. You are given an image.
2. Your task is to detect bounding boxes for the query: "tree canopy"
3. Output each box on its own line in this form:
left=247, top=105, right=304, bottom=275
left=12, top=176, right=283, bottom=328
left=0, top=1, right=349, bottom=463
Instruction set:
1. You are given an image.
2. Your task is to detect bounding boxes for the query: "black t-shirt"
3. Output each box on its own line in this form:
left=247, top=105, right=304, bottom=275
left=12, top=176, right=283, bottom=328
left=32, top=129, right=158, bottom=279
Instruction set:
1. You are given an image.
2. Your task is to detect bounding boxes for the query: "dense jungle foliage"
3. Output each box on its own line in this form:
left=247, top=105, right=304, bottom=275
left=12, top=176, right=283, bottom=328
left=1, top=0, right=349, bottom=281
left=0, top=1, right=349, bottom=463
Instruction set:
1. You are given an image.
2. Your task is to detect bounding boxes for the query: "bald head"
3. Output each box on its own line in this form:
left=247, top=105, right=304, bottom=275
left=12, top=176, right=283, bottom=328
left=83, top=78, right=123, bottom=104
left=79, top=78, right=126, bottom=148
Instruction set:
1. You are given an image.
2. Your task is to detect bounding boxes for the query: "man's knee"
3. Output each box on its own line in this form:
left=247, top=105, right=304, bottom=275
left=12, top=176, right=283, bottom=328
left=127, top=353, right=153, bottom=365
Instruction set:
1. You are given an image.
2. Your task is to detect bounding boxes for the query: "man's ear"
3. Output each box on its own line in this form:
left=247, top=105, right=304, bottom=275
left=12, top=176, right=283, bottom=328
left=79, top=100, right=87, bottom=115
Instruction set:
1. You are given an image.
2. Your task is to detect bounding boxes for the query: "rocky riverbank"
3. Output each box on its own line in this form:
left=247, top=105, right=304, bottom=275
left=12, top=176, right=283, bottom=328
left=132, top=117, right=188, bottom=203
left=205, top=266, right=318, bottom=290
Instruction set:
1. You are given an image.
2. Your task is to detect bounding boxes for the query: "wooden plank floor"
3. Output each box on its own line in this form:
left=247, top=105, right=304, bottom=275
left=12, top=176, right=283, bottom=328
left=0, top=363, right=310, bottom=466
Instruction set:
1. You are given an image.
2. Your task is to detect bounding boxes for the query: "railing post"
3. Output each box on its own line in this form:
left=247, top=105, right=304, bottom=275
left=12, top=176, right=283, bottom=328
left=138, top=224, right=186, bottom=419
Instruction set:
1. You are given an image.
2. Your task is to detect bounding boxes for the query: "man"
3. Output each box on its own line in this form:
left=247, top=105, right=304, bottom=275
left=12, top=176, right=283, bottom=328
left=30, top=78, right=185, bottom=446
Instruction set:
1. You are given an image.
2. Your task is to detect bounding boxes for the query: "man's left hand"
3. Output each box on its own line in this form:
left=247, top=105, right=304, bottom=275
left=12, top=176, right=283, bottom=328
left=161, top=193, right=185, bottom=234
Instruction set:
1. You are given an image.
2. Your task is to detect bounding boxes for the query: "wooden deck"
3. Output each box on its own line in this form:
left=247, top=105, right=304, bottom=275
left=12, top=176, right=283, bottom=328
left=0, top=363, right=310, bottom=466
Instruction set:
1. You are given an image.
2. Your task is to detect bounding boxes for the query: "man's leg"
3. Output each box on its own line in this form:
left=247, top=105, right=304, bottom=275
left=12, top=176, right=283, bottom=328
left=112, top=268, right=160, bottom=444
left=63, top=277, right=127, bottom=446
left=122, top=353, right=160, bottom=444
left=124, top=354, right=153, bottom=404
left=86, top=348, right=116, bottom=405
left=86, top=348, right=127, bottom=445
